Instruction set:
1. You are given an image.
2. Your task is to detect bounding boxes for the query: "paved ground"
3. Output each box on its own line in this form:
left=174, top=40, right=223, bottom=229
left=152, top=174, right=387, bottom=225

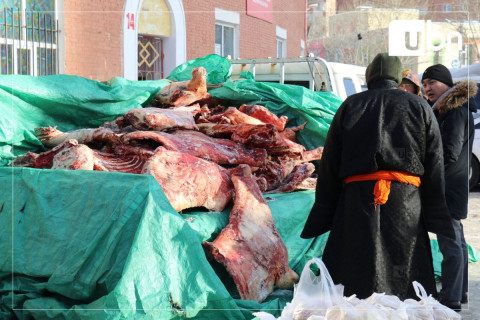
left=450, top=187, right=480, bottom=319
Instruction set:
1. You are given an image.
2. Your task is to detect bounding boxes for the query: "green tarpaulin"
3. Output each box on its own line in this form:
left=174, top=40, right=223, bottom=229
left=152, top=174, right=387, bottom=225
left=0, top=168, right=327, bottom=319
left=0, top=54, right=338, bottom=319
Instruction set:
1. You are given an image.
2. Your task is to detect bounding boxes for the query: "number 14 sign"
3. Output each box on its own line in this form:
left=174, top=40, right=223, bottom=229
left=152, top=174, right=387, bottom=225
left=126, top=13, right=135, bottom=30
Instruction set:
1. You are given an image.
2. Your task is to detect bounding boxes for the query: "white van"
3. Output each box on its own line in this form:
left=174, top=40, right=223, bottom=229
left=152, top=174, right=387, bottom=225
left=229, top=56, right=367, bottom=101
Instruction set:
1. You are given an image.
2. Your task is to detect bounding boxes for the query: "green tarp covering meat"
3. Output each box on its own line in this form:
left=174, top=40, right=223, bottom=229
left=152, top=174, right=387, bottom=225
left=0, top=54, right=477, bottom=319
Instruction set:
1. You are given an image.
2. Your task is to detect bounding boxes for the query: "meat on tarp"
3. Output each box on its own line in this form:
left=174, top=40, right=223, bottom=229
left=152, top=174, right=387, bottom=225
left=203, top=164, right=299, bottom=302
left=10, top=69, right=326, bottom=303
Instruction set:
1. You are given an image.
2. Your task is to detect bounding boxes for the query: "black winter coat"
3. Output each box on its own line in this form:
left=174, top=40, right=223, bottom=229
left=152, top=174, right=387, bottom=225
left=432, top=80, right=477, bottom=220
left=301, top=80, right=455, bottom=300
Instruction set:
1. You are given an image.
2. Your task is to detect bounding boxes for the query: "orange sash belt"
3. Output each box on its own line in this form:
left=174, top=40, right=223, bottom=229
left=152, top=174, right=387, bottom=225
left=345, top=171, right=421, bottom=209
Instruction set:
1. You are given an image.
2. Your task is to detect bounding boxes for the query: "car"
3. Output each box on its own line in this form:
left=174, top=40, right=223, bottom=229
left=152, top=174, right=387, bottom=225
left=469, top=84, right=480, bottom=190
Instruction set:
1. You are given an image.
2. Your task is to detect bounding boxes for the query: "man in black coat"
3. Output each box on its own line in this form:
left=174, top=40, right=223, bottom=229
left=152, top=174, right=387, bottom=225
left=422, top=64, right=477, bottom=311
left=301, top=53, right=455, bottom=301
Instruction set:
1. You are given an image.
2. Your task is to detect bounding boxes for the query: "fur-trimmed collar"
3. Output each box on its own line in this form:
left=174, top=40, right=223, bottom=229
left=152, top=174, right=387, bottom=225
left=432, top=80, right=478, bottom=114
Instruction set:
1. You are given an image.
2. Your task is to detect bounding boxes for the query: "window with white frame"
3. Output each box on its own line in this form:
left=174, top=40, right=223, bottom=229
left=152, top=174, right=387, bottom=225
left=443, top=4, right=452, bottom=12
left=277, top=38, right=286, bottom=58
left=215, top=8, right=239, bottom=59
left=215, top=23, right=235, bottom=58
left=276, top=26, right=287, bottom=58
left=0, top=0, right=58, bottom=75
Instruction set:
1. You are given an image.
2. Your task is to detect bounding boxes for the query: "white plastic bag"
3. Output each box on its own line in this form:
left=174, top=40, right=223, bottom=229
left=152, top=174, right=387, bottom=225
left=280, top=257, right=344, bottom=320
left=324, top=301, right=395, bottom=320
left=364, top=292, right=409, bottom=320
left=408, top=281, right=461, bottom=320
left=253, top=311, right=279, bottom=320
left=404, top=298, right=434, bottom=320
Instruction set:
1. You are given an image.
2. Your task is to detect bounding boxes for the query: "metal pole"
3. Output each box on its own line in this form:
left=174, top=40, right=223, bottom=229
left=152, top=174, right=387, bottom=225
left=24, top=8, right=28, bottom=74
left=55, top=18, right=58, bottom=74
left=18, top=8, right=22, bottom=74
left=3, top=8, right=7, bottom=74
left=11, top=8, right=15, bottom=74
left=36, top=11, right=40, bottom=75
left=43, top=13, right=46, bottom=75
left=279, top=62, right=285, bottom=84
left=32, top=11, right=35, bottom=76
left=48, top=14, right=51, bottom=75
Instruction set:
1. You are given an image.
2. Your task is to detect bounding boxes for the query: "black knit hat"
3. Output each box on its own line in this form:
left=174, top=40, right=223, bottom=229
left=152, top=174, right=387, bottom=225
left=421, top=64, right=454, bottom=87
left=365, top=53, right=402, bottom=86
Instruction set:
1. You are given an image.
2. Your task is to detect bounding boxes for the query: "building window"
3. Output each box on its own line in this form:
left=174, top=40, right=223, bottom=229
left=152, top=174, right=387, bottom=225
left=433, top=50, right=441, bottom=64
left=215, top=8, right=239, bottom=59
left=443, top=4, right=452, bottom=12
left=276, top=26, right=287, bottom=58
left=0, top=0, right=58, bottom=75
left=277, top=38, right=286, bottom=58
left=418, top=7, right=427, bottom=16
left=215, top=24, right=235, bottom=58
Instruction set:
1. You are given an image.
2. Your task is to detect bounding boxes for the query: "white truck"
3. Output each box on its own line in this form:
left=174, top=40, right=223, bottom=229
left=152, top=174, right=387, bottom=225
left=228, top=56, right=367, bottom=101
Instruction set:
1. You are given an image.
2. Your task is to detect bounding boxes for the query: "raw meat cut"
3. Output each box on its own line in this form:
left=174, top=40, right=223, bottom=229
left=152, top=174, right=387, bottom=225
left=196, top=123, right=277, bottom=146
left=35, top=126, right=121, bottom=148
left=207, top=107, right=265, bottom=125
left=257, top=133, right=306, bottom=157
left=154, top=67, right=211, bottom=107
left=142, top=147, right=232, bottom=212
left=294, top=176, right=317, bottom=191
left=113, top=105, right=200, bottom=131
left=121, top=130, right=267, bottom=167
left=279, top=121, right=307, bottom=142
left=238, top=104, right=288, bottom=131
left=11, top=139, right=79, bottom=169
left=302, top=146, right=324, bottom=162
left=50, top=144, right=150, bottom=173
left=265, top=163, right=315, bottom=194
left=253, top=158, right=299, bottom=191
left=203, top=164, right=299, bottom=302
left=198, top=119, right=307, bottom=158
left=12, top=139, right=151, bottom=174
left=51, top=144, right=96, bottom=170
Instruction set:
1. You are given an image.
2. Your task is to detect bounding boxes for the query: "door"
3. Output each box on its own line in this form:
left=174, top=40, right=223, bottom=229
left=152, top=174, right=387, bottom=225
left=137, top=35, right=163, bottom=80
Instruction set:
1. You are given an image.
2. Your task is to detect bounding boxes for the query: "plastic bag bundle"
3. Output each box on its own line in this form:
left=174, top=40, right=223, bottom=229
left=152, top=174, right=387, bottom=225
left=404, top=281, right=461, bottom=320
left=280, top=257, right=344, bottom=320
left=252, top=260, right=461, bottom=320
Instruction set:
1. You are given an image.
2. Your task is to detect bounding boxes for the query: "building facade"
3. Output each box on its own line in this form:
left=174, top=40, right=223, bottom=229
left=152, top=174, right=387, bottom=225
left=306, top=0, right=480, bottom=72
left=0, top=0, right=307, bottom=81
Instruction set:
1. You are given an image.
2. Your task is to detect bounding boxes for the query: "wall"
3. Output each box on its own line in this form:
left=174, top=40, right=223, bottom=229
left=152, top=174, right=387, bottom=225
left=63, top=1, right=123, bottom=81
left=60, top=0, right=306, bottom=80
left=182, top=1, right=306, bottom=60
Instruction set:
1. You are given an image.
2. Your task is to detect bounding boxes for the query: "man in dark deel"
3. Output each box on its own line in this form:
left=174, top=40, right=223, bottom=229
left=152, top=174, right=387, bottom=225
left=301, top=53, right=455, bottom=301
left=422, top=64, right=477, bottom=311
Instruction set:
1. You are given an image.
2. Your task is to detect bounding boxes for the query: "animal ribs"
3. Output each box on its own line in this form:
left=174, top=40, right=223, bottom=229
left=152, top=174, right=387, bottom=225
left=13, top=139, right=150, bottom=174
left=203, top=164, right=299, bottom=302
left=122, top=130, right=267, bottom=167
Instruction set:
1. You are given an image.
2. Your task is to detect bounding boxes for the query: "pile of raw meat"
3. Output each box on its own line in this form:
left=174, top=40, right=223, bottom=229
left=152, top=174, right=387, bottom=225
left=12, top=66, right=326, bottom=302
left=13, top=67, right=322, bottom=213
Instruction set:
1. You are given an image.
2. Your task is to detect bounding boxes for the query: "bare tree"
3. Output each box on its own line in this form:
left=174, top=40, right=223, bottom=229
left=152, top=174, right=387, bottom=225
left=307, top=0, right=480, bottom=71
